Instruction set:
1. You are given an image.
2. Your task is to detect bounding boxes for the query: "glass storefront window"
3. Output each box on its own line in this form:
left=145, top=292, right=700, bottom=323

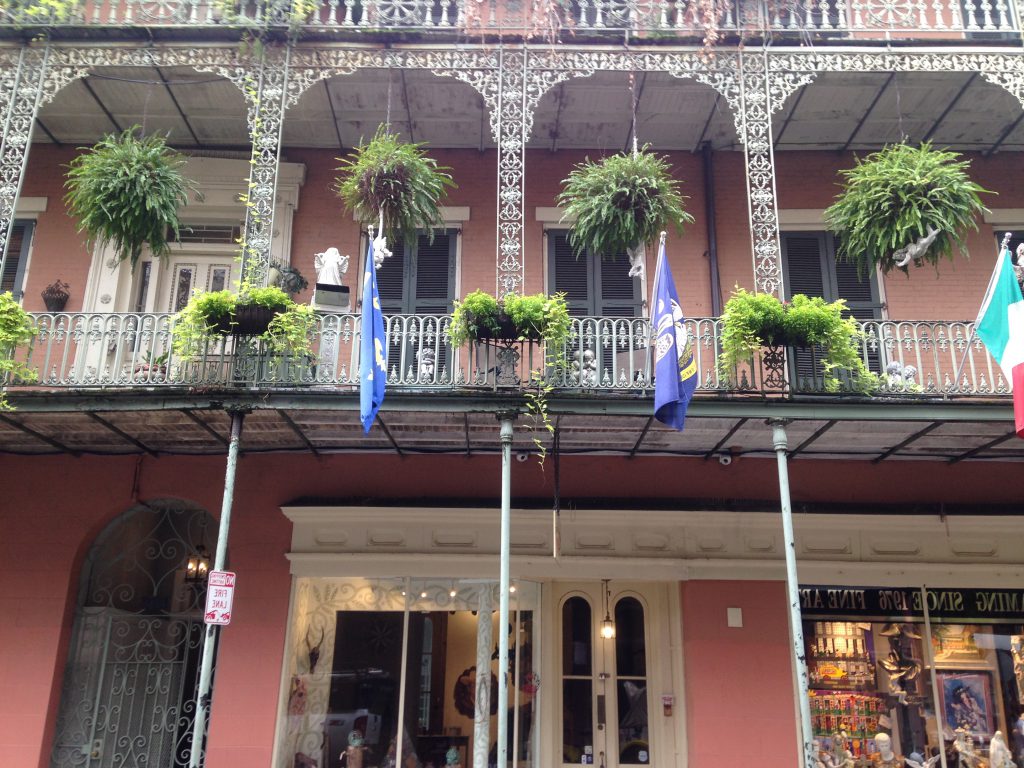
left=279, top=579, right=539, bottom=768
left=801, top=586, right=1024, bottom=768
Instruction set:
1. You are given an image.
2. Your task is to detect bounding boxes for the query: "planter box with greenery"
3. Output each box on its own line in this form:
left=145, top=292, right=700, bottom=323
left=447, top=290, right=572, bottom=353
left=557, top=147, right=692, bottom=276
left=718, top=289, right=876, bottom=394
left=172, top=286, right=317, bottom=364
left=65, top=128, right=193, bottom=272
left=824, top=142, right=990, bottom=277
left=0, top=292, right=38, bottom=409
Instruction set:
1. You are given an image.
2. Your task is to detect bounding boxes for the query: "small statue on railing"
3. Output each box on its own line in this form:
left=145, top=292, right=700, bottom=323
left=1014, top=243, right=1024, bottom=293
left=570, top=348, right=598, bottom=387
left=417, top=348, right=436, bottom=381
left=314, top=247, right=349, bottom=287
left=886, top=361, right=918, bottom=389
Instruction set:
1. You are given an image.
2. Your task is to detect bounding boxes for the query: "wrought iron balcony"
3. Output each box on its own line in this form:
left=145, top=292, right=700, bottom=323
left=2, top=311, right=1011, bottom=401
left=0, top=0, right=1017, bottom=38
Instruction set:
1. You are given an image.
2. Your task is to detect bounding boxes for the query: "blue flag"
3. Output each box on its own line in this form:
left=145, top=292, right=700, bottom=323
left=652, top=240, right=697, bottom=430
left=360, top=237, right=387, bottom=433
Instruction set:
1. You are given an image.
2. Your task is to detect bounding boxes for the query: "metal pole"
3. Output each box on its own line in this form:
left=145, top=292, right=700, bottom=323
left=921, top=585, right=949, bottom=768
left=188, top=409, right=245, bottom=768
left=497, top=413, right=515, bottom=768
left=769, top=419, right=815, bottom=768
left=395, top=577, right=412, bottom=768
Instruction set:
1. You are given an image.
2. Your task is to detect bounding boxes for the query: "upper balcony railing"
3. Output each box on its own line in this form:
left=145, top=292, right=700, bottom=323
left=1, top=311, right=1011, bottom=402
left=1, top=0, right=1018, bottom=39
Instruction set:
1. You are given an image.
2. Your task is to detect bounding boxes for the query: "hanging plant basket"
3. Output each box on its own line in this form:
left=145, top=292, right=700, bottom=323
left=824, top=143, right=991, bottom=277
left=64, top=128, right=192, bottom=272
left=334, top=126, right=456, bottom=246
left=233, top=304, right=278, bottom=335
left=40, top=280, right=70, bottom=312
left=475, top=312, right=524, bottom=342
left=557, top=147, right=693, bottom=263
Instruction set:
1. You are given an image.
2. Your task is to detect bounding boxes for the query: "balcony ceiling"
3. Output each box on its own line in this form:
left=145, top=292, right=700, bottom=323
left=30, top=66, right=1024, bottom=153
left=0, top=397, right=1020, bottom=461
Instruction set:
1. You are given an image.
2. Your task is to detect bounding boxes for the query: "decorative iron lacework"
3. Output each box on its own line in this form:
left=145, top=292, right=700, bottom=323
left=6, top=44, right=1024, bottom=299
left=49, top=501, right=217, bottom=768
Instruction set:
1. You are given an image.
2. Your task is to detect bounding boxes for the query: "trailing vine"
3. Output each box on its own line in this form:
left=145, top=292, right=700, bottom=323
left=0, top=292, right=38, bottom=410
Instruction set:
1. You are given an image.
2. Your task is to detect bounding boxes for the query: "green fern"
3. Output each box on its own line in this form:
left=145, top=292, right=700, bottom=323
left=64, top=128, right=192, bottom=271
left=557, top=147, right=692, bottom=259
left=824, top=143, right=991, bottom=277
left=335, top=127, right=455, bottom=246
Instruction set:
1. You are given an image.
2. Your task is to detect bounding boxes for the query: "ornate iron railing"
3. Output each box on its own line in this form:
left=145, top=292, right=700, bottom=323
left=2, top=311, right=1011, bottom=399
left=0, top=0, right=1017, bottom=36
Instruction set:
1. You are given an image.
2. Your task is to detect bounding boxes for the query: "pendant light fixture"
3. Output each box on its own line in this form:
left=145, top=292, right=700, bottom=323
left=600, top=579, right=616, bottom=639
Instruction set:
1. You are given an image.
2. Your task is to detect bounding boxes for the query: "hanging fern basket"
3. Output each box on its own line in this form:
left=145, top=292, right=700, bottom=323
left=64, top=128, right=192, bottom=272
left=823, top=143, right=991, bottom=277
left=334, top=126, right=455, bottom=245
left=557, top=147, right=693, bottom=260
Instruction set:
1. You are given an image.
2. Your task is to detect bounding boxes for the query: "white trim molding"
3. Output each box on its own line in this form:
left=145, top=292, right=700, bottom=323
left=14, top=196, right=47, bottom=217
left=778, top=209, right=826, bottom=230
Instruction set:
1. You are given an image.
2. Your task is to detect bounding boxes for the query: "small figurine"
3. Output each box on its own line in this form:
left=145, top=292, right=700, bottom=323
left=892, top=225, right=940, bottom=269
left=340, top=730, right=366, bottom=768
left=417, top=348, right=436, bottom=381
left=952, top=727, right=983, bottom=768
left=445, top=746, right=461, bottom=767
left=873, top=733, right=901, bottom=768
left=830, top=732, right=855, bottom=768
left=989, top=730, right=1017, bottom=768
left=314, top=247, right=349, bottom=287
left=905, top=751, right=940, bottom=768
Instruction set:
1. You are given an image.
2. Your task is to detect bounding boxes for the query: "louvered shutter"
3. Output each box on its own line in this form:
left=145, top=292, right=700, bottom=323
left=597, top=246, right=641, bottom=317
left=550, top=232, right=593, bottom=316
left=782, top=233, right=833, bottom=389
left=376, top=237, right=407, bottom=314
left=411, top=231, right=456, bottom=315
left=832, top=249, right=882, bottom=320
left=782, top=233, right=828, bottom=298
left=2, top=221, right=32, bottom=298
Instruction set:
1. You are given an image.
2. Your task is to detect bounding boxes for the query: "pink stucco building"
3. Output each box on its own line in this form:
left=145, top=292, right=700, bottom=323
left=2, top=5, right=1024, bottom=768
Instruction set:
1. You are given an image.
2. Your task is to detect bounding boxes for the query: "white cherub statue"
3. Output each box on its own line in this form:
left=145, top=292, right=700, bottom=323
left=314, top=247, right=349, bottom=286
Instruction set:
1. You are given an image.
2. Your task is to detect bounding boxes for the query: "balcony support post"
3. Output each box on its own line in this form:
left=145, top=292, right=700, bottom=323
left=239, top=45, right=291, bottom=288
left=496, top=411, right=517, bottom=768
left=768, top=418, right=815, bottom=768
left=188, top=408, right=247, bottom=768
left=739, top=52, right=813, bottom=296
left=494, top=48, right=527, bottom=296
left=0, top=44, right=50, bottom=285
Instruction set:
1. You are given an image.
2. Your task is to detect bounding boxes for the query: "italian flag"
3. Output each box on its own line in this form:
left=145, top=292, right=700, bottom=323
left=975, top=246, right=1024, bottom=438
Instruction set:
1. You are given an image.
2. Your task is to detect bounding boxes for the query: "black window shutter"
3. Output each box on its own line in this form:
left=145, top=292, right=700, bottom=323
left=376, top=237, right=407, bottom=313
left=411, top=231, right=456, bottom=315
left=831, top=246, right=883, bottom=321
left=782, top=233, right=828, bottom=299
left=597, top=246, right=641, bottom=317
left=550, top=232, right=592, bottom=316
left=2, top=221, right=30, bottom=297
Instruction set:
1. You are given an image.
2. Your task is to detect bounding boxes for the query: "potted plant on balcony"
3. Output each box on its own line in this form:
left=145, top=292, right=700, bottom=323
left=172, top=286, right=317, bottom=362
left=824, top=143, right=990, bottom=277
left=0, top=291, right=37, bottom=409
left=335, top=127, right=456, bottom=246
left=718, top=289, right=876, bottom=393
left=40, top=280, right=70, bottom=312
left=557, top=147, right=692, bottom=277
left=447, top=290, right=571, bottom=354
left=64, top=128, right=192, bottom=272
left=3, top=0, right=81, bottom=23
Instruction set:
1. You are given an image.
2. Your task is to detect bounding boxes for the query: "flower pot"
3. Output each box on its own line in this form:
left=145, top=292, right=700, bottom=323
left=476, top=315, right=519, bottom=341
left=233, top=305, right=278, bottom=335
left=41, top=283, right=70, bottom=312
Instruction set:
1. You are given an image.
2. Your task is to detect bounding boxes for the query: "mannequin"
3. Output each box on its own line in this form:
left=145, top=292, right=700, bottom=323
left=874, top=733, right=901, bottom=768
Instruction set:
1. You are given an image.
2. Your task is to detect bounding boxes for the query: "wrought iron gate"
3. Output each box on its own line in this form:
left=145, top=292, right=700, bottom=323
left=50, top=502, right=216, bottom=768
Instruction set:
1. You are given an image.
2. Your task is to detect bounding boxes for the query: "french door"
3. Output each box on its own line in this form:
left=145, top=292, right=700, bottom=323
left=556, top=582, right=676, bottom=768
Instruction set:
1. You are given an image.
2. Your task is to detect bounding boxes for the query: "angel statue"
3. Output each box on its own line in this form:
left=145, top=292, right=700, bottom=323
left=989, top=731, right=1017, bottom=768
left=314, top=247, right=349, bottom=287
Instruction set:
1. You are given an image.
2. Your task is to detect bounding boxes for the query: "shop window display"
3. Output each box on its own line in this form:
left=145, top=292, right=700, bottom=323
left=801, top=586, right=1024, bottom=768
left=279, top=579, right=539, bottom=768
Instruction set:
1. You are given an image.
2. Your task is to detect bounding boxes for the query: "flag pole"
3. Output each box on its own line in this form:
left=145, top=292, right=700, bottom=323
left=649, top=231, right=668, bottom=324
left=951, top=232, right=1012, bottom=390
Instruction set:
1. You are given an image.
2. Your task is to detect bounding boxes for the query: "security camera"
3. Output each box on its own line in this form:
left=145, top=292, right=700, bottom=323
left=718, top=453, right=733, bottom=466
left=515, top=451, right=530, bottom=463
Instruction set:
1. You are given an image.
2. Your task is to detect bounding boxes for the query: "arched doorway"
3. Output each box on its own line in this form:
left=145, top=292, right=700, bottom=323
left=50, top=501, right=217, bottom=768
